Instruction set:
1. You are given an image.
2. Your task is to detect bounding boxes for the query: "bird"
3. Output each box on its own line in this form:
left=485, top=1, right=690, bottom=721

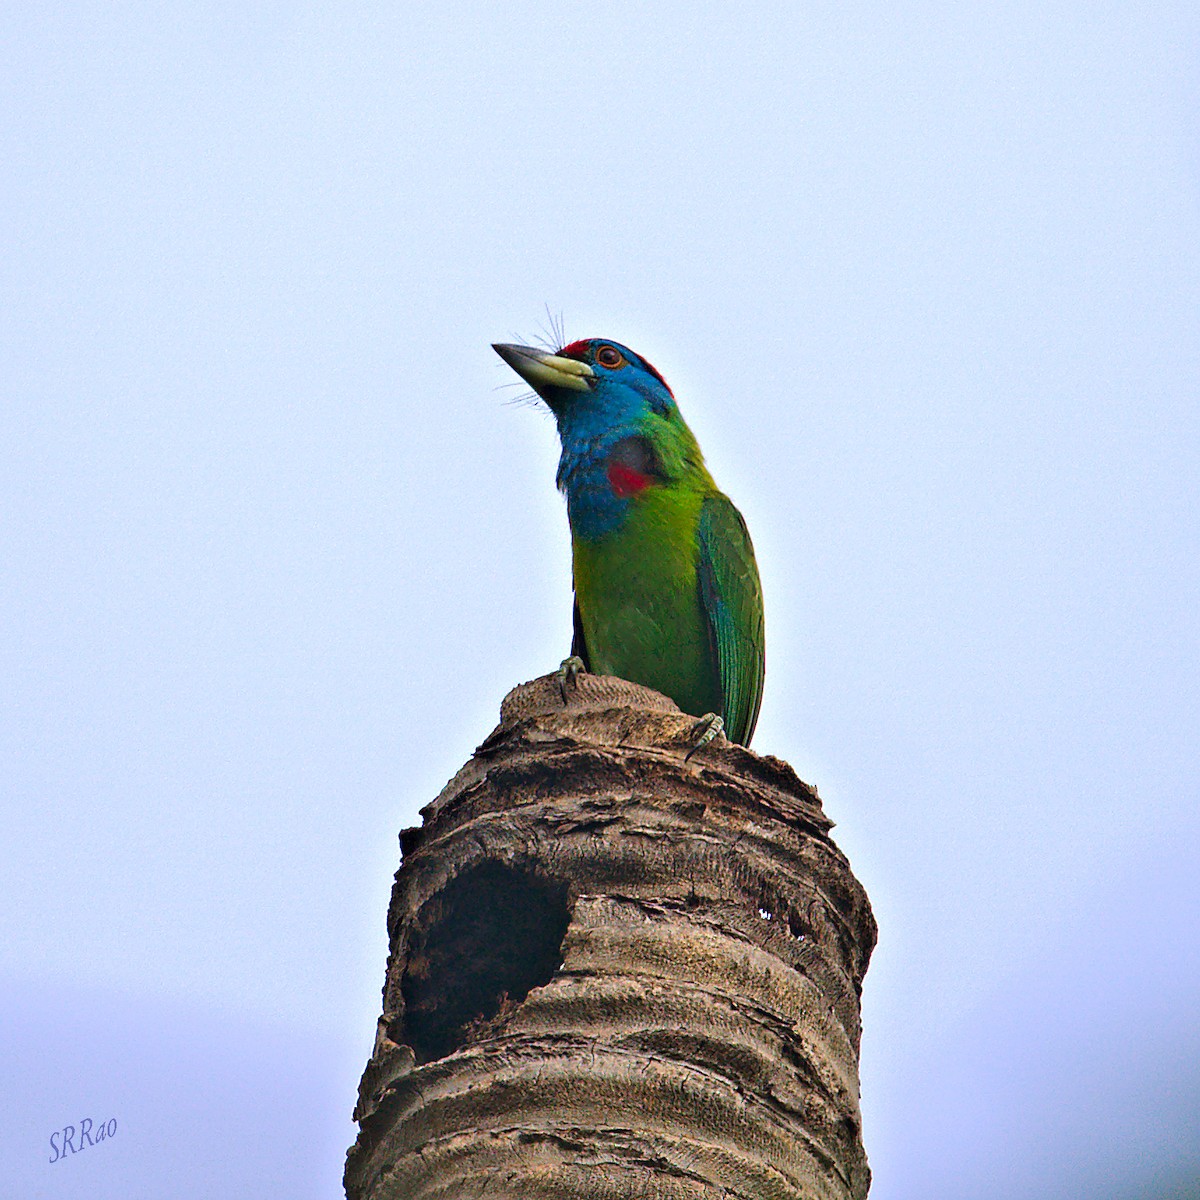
left=493, top=337, right=765, bottom=748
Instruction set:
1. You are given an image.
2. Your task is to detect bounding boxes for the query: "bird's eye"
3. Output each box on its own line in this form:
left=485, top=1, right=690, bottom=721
left=596, top=345, right=624, bottom=369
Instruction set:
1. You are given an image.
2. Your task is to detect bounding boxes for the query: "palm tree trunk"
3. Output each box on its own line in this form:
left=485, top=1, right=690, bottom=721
left=346, top=673, right=877, bottom=1200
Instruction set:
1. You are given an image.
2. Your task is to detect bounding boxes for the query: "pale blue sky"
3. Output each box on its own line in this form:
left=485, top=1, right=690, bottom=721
left=3, top=2, right=1198, bottom=1196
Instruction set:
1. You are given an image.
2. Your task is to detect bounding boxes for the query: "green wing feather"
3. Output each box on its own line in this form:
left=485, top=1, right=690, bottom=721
left=697, top=494, right=766, bottom=745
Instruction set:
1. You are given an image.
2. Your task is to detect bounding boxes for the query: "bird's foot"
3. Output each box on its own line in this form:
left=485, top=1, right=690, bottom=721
left=555, top=656, right=586, bottom=705
left=684, top=713, right=724, bottom=761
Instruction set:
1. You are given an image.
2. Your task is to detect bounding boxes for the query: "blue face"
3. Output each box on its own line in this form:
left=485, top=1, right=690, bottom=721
left=547, top=339, right=679, bottom=540
left=492, top=335, right=686, bottom=540
left=549, top=338, right=676, bottom=444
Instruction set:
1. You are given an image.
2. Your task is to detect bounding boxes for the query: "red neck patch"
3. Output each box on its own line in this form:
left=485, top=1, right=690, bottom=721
left=607, top=461, right=654, bottom=497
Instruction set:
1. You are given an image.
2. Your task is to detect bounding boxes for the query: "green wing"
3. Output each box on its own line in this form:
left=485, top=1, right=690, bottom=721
left=697, top=493, right=766, bottom=746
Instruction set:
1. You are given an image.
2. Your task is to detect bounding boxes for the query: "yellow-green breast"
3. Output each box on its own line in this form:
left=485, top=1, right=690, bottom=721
left=572, top=482, right=722, bottom=721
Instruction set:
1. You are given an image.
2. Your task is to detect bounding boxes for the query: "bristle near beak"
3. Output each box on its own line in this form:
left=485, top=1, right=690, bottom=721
left=493, top=343, right=594, bottom=393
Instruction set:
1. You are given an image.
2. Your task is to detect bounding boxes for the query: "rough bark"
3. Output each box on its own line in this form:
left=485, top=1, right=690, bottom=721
left=346, top=673, right=877, bottom=1200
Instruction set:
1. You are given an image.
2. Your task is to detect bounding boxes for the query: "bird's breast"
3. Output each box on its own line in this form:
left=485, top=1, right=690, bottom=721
left=571, top=485, right=721, bottom=720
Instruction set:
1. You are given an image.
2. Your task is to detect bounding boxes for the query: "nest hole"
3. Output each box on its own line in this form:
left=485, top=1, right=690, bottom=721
left=400, top=861, right=570, bottom=1064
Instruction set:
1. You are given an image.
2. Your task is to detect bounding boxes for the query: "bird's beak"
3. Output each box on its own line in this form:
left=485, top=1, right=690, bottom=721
left=492, top=343, right=594, bottom=393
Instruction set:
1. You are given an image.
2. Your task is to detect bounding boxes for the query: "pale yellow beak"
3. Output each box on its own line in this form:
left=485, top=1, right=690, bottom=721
left=493, top=343, right=594, bottom=393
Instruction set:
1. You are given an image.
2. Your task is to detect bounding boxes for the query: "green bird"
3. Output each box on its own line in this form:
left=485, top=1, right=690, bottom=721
left=494, top=337, right=765, bottom=747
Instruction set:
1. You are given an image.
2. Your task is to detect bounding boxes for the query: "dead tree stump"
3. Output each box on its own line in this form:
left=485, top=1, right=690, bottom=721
left=346, top=673, right=877, bottom=1200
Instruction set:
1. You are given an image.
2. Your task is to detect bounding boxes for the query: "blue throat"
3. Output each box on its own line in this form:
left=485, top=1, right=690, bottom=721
left=553, top=391, right=645, bottom=542
left=557, top=441, right=629, bottom=542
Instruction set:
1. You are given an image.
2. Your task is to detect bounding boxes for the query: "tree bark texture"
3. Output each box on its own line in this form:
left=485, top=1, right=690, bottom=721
left=346, top=673, right=877, bottom=1200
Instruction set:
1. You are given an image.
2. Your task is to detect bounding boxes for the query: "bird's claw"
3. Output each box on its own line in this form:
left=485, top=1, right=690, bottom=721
left=684, top=713, right=724, bottom=761
left=556, top=656, right=586, bottom=705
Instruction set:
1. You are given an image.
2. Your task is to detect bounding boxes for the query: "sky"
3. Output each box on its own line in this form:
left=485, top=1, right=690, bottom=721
left=2, top=2, right=1198, bottom=1197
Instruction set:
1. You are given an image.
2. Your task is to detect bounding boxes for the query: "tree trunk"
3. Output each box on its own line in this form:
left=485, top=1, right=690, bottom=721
left=346, top=673, right=877, bottom=1200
